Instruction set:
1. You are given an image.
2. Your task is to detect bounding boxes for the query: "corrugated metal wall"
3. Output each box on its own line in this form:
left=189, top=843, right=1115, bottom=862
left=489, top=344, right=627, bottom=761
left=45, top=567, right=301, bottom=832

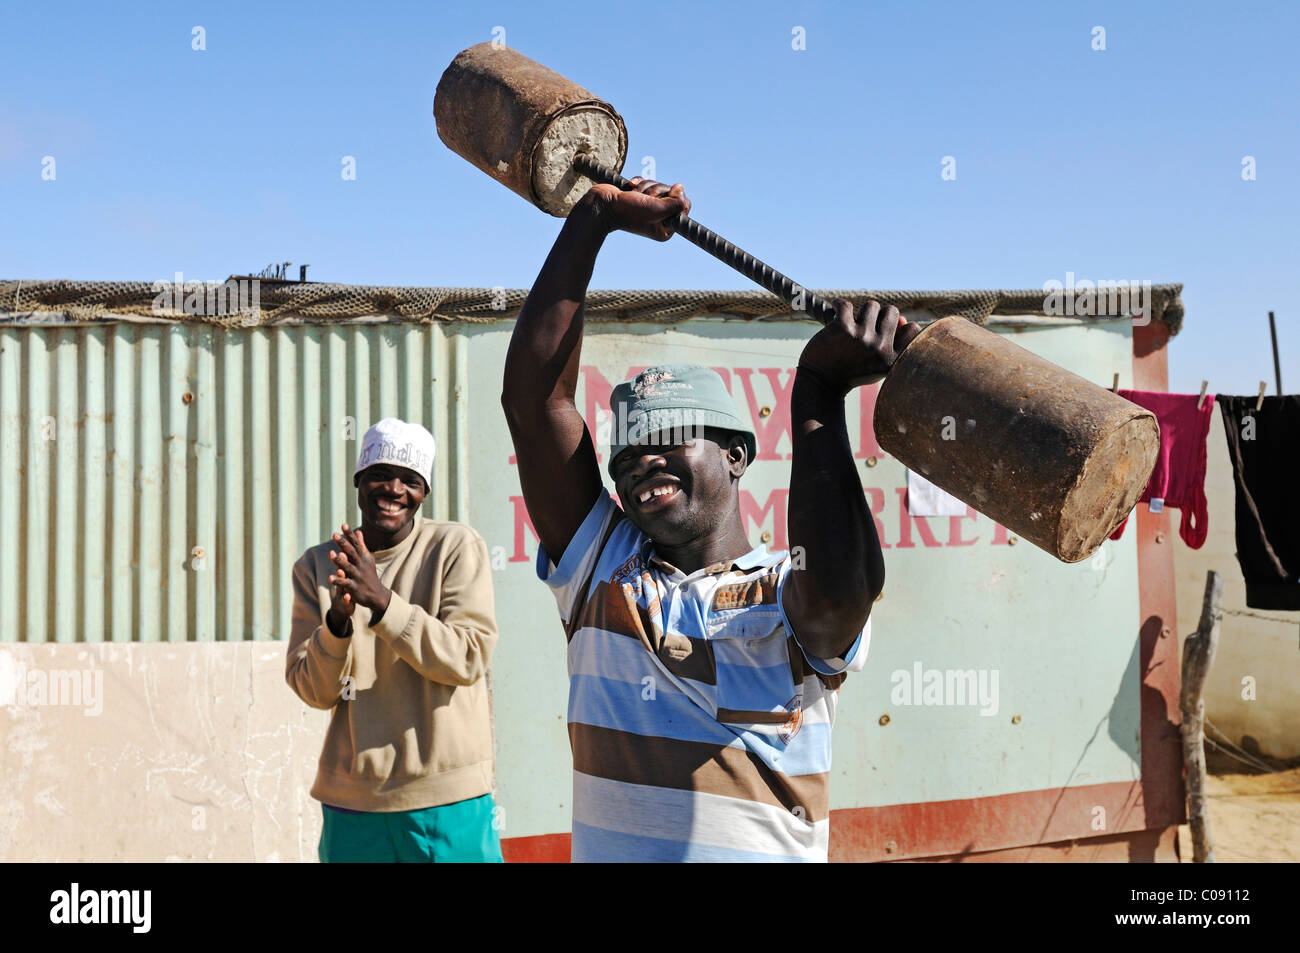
left=0, top=323, right=469, bottom=642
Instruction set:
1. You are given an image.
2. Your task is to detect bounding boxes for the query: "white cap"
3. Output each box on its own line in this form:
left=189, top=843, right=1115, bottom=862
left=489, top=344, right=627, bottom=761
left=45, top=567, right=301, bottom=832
left=354, top=418, right=435, bottom=489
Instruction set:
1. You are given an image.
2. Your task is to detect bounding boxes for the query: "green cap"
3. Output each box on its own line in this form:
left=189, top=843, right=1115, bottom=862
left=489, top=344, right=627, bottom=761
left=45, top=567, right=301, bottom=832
left=607, top=364, right=758, bottom=475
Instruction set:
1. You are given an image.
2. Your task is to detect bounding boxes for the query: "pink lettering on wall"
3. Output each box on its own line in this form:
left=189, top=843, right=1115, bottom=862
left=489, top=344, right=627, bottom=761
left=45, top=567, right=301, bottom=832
left=580, top=365, right=617, bottom=464
left=500, top=363, right=1018, bottom=563
left=509, top=495, right=539, bottom=563
left=509, top=365, right=734, bottom=466
left=857, top=384, right=883, bottom=459
left=864, top=486, right=890, bottom=548
left=949, top=505, right=979, bottom=546
left=739, top=488, right=790, bottom=551
left=734, top=368, right=796, bottom=461
left=894, top=487, right=943, bottom=549
left=506, top=489, right=1017, bottom=563
left=510, top=365, right=884, bottom=464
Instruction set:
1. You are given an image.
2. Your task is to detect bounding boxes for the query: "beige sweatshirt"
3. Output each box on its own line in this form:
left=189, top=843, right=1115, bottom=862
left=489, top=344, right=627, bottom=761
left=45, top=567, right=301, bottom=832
left=285, top=518, right=498, bottom=812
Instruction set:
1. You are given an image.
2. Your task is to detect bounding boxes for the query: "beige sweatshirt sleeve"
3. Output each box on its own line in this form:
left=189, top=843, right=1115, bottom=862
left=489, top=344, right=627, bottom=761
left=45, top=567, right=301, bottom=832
left=370, top=528, right=498, bottom=687
left=285, top=552, right=354, bottom=710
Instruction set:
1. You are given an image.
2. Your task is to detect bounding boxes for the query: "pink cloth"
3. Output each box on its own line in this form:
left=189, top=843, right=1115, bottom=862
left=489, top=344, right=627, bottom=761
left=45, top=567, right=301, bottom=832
left=1109, top=389, right=1216, bottom=548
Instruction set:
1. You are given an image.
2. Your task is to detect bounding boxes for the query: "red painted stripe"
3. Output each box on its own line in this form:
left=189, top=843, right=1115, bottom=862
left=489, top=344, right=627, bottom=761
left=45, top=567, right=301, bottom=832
left=501, top=777, right=1178, bottom=863
left=501, top=833, right=570, bottom=863
left=828, top=781, right=1152, bottom=862
left=901, top=826, right=1179, bottom=863
left=1131, top=321, right=1188, bottom=832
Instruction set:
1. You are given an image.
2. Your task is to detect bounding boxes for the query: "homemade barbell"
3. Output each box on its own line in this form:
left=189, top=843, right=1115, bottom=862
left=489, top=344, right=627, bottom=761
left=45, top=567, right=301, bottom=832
left=433, top=42, right=1159, bottom=562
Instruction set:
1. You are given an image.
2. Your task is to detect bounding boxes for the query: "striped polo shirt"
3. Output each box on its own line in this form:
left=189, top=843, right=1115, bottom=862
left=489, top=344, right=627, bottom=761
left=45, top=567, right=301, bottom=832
left=538, top=492, right=869, bottom=862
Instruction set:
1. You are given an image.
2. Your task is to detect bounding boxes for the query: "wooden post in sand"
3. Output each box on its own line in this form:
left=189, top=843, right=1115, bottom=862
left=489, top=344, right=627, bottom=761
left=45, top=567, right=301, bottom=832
left=1181, top=570, right=1223, bottom=863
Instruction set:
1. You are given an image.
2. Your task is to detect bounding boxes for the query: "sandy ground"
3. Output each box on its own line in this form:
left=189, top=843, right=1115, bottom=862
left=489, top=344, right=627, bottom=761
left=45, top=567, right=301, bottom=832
left=1177, top=766, right=1300, bottom=862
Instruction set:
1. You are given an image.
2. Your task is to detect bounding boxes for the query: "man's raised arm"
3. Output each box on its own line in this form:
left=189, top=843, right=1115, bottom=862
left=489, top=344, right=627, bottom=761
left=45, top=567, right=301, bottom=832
left=501, top=178, right=690, bottom=560
left=782, top=299, right=921, bottom=662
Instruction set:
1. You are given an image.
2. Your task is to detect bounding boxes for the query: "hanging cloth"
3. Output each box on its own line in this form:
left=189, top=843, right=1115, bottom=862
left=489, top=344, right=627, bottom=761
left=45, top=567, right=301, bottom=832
left=1217, top=395, right=1300, bottom=610
left=1109, top=389, right=1216, bottom=548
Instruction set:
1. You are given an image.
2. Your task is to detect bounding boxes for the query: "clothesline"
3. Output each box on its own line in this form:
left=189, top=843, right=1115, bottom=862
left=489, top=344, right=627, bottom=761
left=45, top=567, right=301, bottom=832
left=1220, top=608, right=1297, bottom=624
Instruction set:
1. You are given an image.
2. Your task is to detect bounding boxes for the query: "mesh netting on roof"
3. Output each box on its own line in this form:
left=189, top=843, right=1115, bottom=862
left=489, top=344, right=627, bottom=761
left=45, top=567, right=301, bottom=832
left=0, top=279, right=1185, bottom=334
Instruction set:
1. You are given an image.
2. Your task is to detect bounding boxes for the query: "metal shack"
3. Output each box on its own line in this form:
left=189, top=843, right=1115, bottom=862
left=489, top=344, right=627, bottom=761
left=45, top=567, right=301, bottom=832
left=0, top=279, right=1187, bottom=862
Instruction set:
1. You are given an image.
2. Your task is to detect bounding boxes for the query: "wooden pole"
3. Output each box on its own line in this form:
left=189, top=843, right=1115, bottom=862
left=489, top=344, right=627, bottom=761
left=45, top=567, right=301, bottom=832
left=1180, top=570, right=1223, bottom=862
left=1268, top=311, right=1282, bottom=396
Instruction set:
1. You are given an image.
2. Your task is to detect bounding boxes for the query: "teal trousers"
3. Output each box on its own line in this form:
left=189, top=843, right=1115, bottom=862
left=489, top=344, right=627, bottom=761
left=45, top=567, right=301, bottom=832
left=318, top=794, right=504, bottom=863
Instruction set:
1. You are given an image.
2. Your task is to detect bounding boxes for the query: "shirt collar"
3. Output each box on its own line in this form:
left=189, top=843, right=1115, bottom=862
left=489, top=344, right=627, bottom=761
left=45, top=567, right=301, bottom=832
left=732, top=543, right=783, bottom=571
left=368, top=518, right=422, bottom=568
left=642, top=537, right=782, bottom=577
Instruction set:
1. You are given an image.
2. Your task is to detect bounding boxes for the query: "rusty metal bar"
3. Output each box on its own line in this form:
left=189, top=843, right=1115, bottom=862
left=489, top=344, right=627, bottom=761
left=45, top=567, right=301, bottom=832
left=573, top=155, right=838, bottom=324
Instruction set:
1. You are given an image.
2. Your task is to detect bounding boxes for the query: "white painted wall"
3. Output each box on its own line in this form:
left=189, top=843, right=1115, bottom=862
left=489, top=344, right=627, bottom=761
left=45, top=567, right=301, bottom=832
left=0, top=643, right=329, bottom=861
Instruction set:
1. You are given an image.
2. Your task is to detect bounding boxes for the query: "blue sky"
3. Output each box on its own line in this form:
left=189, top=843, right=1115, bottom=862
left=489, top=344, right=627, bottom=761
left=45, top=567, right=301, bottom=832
left=2, top=0, right=1296, bottom=395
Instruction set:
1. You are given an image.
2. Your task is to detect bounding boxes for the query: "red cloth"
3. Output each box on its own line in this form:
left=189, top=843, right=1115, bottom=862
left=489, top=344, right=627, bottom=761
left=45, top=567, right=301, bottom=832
left=1109, top=389, right=1216, bottom=548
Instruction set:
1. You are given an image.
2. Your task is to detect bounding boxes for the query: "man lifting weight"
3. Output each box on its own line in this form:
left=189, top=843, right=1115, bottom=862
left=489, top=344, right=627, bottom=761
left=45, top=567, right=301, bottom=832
left=502, top=176, right=919, bottom=862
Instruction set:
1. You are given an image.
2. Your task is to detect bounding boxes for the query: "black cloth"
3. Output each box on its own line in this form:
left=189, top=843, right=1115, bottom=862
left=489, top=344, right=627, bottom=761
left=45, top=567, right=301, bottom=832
left=1218, top=395, right=1300, bottom=610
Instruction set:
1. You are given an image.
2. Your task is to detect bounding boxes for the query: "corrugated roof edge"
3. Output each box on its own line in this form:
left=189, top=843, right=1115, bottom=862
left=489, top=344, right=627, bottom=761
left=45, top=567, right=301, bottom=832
left=0, top=280, right=1184, bottom=335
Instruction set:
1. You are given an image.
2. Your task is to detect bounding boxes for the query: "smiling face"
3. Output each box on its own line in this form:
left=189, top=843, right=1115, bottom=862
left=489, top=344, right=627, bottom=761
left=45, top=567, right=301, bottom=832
left=610, top=426, right=749, bottom=547
left=355, top=464, right=428, bottom=548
